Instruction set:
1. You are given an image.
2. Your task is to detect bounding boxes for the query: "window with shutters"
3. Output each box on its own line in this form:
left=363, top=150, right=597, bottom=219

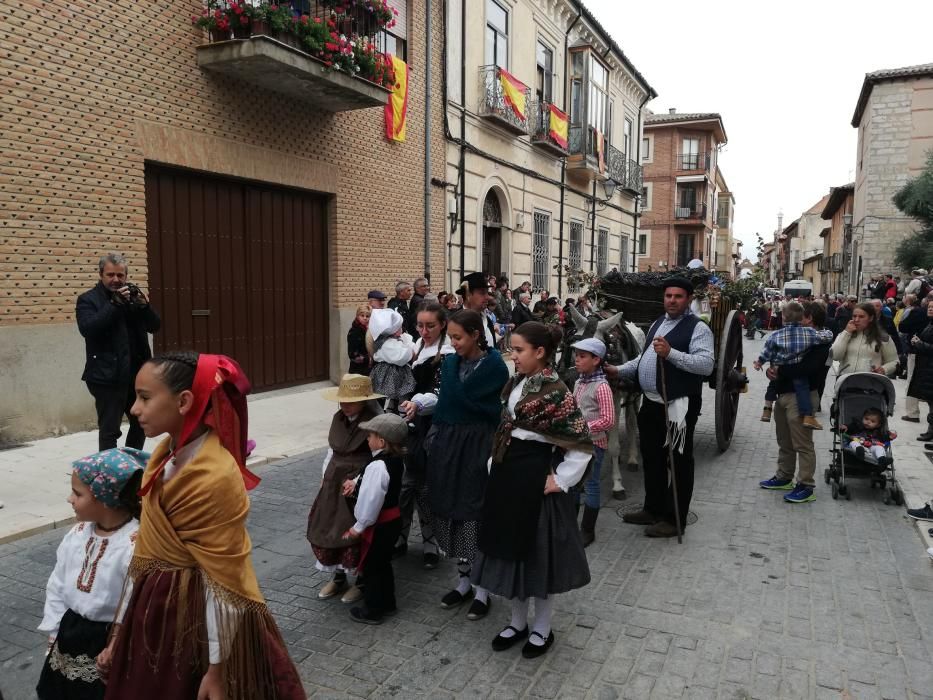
left=377, top=0, right=408, bottom=60
left=597, top=228, right=609, bottom=275
left=532, top=211, right=550, bottom=292
left=568, top=220, right=583, bottom=290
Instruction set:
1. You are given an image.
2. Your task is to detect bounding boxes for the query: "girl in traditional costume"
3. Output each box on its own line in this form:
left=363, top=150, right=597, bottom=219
left=103, top=351, right=305, bottom=700
left=367, top=307, right=416, bottom=411
left=473, top=322, right=592, bottom=659
left=37, top=447, right=146, bottom=700
left=340, top=413, right=408, bottom=624
left=426, top=309, right=509, bottom=621
left=396, top=302, right=453, bottom=568
left=307, top=374, right=383, bottom=603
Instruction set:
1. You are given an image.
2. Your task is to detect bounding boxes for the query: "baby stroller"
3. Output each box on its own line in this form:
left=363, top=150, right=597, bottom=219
left=826, top=372, right=903, bottom=504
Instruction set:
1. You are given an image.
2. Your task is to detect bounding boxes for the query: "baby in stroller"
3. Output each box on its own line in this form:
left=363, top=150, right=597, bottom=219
left=841, top=407, right=896, bottom=467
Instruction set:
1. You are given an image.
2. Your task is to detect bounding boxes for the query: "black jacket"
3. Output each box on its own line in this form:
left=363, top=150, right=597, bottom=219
left=388, top=297, right=416, bottom=338
left=510, top=302, right=535, bottom=328
left=76, top=283, right=161, bottom=386
left=907, top=320, right=933, bottom=402
left=347, top=321, right=370, bottom=375
left=774, top=342, right=830, bottom=398
left=899, top=307, right=928, bottom=354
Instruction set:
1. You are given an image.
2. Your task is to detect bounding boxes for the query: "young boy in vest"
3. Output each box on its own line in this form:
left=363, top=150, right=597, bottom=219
left=571, top=338, right=616, bottom=547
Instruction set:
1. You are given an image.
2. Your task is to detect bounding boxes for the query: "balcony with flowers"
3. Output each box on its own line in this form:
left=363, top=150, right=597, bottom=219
left=194, top=1, right=398, bottom=111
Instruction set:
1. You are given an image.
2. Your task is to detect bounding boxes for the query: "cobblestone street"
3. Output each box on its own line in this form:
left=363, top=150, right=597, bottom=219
left=2, top=341, right=932, bottom=699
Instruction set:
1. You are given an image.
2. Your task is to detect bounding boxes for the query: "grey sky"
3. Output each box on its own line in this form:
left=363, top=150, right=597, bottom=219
left=587, top=0, right=933, bottom=260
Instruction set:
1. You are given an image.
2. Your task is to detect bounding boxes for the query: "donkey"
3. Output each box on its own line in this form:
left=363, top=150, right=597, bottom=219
left=560, top=305, right=646, bottom=499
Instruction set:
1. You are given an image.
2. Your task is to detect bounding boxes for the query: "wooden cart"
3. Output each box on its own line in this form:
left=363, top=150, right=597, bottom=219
left=598, top=276, right=747, bottom=452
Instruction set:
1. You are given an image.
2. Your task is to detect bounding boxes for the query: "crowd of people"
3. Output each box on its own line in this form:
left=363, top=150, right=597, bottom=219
left=36, top=255, right=933, bottom=698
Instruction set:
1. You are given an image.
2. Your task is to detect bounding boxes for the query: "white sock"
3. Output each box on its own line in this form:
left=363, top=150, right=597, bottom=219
left=455, top=560, right=472, bottom=595
left=530, top=596, right=554, bottom=645
left=474, top=586, right=489, bottom=604
left=499, top=597, right=529, bottom=638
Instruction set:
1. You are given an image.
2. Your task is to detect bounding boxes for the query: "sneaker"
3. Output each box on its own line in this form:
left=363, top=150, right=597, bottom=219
left=340, top=585, right=363, bottom=604
left=906, top=503, right=933, bottom=521
left=759, top=476, right=794, bottom=490
left=760, top=406, right=772, bottom=422
left=784, top=484, right=816, bottom=503
left=801, top=415, right=823, bottom=430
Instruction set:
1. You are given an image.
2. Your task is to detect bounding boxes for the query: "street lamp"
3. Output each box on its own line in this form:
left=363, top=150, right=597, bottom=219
left=601, top=179, right=617, bottom=201
left=842, top=213, right=852, bottom=228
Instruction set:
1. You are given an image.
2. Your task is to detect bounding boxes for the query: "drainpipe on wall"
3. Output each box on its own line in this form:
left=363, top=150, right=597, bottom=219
left=557, top=10, right=581, bottom=298
left=632, top=91, right=651, bottom=273
left=423, top=1, right=432, bottom=284
left=458, top=0, right=466, bottom=278
left=589, top=178, right=597, bottom=270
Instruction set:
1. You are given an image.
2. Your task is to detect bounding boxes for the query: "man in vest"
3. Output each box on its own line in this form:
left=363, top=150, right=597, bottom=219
left=458, top=272, right=496, bottom=348
left=605, top=278, right=714, bottom=538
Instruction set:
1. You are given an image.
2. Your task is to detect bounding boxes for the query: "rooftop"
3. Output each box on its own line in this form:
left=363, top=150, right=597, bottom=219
left=645, top=111, right=727, bottom=144
left=820, top=182, right=855, bottom=220
left=851, top=63, right=933, bottom=126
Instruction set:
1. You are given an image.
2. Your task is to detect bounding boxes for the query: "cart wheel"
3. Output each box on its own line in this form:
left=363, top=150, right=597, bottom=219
left=824, top=468, right=830, bottom=485
left=831, top=482, right=839, bottom=500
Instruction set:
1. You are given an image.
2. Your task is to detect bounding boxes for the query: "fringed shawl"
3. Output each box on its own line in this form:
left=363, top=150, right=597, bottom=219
left=432, top=350, right=509, bottom=426
left=492, top=369, right=593, bottom=462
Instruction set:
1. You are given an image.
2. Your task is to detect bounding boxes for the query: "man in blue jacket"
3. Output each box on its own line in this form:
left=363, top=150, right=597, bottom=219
left=76, top=254, right=161, bottom=450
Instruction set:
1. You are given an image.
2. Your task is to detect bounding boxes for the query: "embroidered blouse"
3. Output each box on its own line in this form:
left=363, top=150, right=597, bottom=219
left=39, top=519, right=138, bottom=636
left=507, top=379, right=591, bottom=493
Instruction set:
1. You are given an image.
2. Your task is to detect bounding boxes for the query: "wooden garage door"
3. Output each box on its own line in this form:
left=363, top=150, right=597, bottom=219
left=145, top=165, right=329, bottom=391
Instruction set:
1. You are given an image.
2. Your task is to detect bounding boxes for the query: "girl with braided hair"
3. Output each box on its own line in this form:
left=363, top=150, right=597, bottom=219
left=104, top=351, right=304, bottom=700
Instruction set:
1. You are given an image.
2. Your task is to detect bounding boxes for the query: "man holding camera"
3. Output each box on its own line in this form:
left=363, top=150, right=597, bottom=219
left=76, top=253, right=161, bottom=450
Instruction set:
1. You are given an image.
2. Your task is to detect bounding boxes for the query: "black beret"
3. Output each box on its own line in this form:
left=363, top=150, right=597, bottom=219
left=663, top=277, right=694, bottom=295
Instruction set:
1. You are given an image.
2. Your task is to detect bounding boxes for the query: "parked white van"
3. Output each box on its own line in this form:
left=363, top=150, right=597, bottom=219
left=783, top=279, right=813, bottom=299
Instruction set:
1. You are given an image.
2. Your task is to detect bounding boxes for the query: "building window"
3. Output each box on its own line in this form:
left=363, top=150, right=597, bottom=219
left=597, top=227, right=609, bottom=275
left=620, top=235, right=630, bottom=272
left=641, top=183, right=652, bottom=211
left=535, top=40, right=553, bottom=104
left=485, top=0, right=508, bottom=69
left=532, top=211, right=551, bottom=291
left=623, top=118, right=633, bottom=158
left=568, top=220, right=583, bottom=289
left=638, top=233, right=648, bottom=255
left=681, top=137, right=700, bottom=169
left=642, top=136, right=650, bottom=161
left=588, top=55, right=609, bottom=143
left=376, top=0, right=408, bottom=60
left=677, top=234, right=695, bottom=267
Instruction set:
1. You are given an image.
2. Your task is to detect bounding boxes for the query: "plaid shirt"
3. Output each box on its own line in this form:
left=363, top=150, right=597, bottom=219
left=758, top=323, right=833, bottom=366
left=573, top=370, right=614, bottom=449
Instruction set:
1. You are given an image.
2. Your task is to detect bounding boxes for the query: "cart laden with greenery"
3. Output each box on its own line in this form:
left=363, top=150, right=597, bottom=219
left=585, top=268, right=752, bottom=452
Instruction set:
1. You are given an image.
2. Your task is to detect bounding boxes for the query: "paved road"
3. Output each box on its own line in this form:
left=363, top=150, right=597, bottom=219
left=2, top=342, right=932, bottom=699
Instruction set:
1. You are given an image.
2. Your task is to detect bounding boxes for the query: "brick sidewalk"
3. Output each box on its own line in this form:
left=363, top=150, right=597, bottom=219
left=1, top=345, right=932, bottom=699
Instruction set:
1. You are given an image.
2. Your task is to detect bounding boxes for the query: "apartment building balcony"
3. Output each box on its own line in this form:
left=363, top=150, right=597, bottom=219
left=674, top=151, right=712, bottom=173
left=610, top=149, right=643, bottom=194
left=196, top=36, right=390, bottom=111
left=674, top=203, right=707, bottom=223
left=821, top=252, right=843, bottom=272
left=530, top=101, right=569, bottom=157
left=478, top=65, right=532, bottom=136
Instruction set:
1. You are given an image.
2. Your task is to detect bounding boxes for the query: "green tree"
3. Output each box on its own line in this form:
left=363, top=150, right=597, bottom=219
left=892, top=150, right=933, bottom=271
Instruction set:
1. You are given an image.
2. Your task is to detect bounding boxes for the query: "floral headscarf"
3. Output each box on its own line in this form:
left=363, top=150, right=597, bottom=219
left=72, top=447, right=150, bottom=508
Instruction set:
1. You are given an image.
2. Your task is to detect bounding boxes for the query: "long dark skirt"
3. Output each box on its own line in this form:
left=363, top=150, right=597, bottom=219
left=37, top=608, right=109, bottom=700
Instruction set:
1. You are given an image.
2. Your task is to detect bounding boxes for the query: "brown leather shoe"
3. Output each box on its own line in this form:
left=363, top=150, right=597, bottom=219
left=622, top=509, right=657, bottom=525
left=801, top=415, right=823, bottom=430
left=645, top=521, right=683, bottom=538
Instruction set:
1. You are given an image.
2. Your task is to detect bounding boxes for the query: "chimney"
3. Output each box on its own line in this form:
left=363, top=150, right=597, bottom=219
left=668, top=108, right=676, bottom=115
left=777, top=210, right=783, bottom=233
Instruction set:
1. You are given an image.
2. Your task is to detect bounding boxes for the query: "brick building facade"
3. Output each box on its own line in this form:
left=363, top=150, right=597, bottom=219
left=0, top=1, right=445, bottom=441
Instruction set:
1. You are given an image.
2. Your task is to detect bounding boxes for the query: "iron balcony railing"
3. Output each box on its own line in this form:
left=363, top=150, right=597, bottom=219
left=566, top=126, right=643, bottom=192
left=674, top=151, right=711, bottom=171
left=530, top=101, right=569, bottom=155
left=674, top=203, right=707, bottom=220
left=830, top=252, right=843, bottom=271
left=478, top=65, right=532, bottom=136
left=606, top=142, right=627, bottom=184
left=622, top=158, right=643, bottom=193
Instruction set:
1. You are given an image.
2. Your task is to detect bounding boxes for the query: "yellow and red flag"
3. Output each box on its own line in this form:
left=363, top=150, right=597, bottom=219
left=596, top=130, right=606, bottom=173
left=548, top=104, right=569, bottom=149
left=498, top=67, right=527, bottom=122
left=385, top=54, right=409, bottom=142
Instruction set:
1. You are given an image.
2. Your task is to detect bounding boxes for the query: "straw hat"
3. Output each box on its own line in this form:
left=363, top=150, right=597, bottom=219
left=321, top=374, right=385, bottom=402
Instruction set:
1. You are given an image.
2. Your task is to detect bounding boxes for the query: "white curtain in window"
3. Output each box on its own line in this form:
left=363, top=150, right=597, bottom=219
left=386, top=0, right=407, bottom=39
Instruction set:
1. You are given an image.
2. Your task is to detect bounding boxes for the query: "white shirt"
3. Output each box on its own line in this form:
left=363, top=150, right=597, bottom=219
left=39, top=519, right=138, bottom=636
left=506, top=379, right=591, bottom=492
left=373, top=334, right=416, bottom=366
left=411, top=337, right=455, bottom=414
left=352, top=449, right=391, bottom=533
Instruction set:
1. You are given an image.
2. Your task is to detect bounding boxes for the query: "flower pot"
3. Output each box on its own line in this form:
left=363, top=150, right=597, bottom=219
left=209, top=27, right=230, bottom=42
left=233, top=24, right=252, bottom=39
left=251, top=19, right=272, bottom=36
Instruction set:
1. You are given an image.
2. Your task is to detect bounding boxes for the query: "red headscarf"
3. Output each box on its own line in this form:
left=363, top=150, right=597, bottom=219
left=139, top=354, right=261, bottom=496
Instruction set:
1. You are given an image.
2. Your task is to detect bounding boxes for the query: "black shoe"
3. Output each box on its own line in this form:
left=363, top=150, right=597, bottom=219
left=521, top=630, right=555, bottom=659
left=466, top=597, right=490, bottom=620
left=918, top=432, right=933, bottom=442
left=855, top=445, right=866, bottom=460
left=492, top=625, right=528, bottom=651
left=423, top=552, right=439, bottom=570
left=580, top=505, right=599, bottom=548
left=906, top=503, right=933, bottom=521
left=349, top=606, right=384, bottom=625
left=392, top=543, right=408, bottom=560
left=440, top=588, right=473, bottom=609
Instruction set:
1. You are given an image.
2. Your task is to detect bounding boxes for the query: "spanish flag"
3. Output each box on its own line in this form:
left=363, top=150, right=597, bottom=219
left=548, top=104, right=569, bottom=149
left=385, top=54, right=409, bottom=142
left=596, top=130, right=606, bottom=173
left=498, top=67, right=527, bottom=122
